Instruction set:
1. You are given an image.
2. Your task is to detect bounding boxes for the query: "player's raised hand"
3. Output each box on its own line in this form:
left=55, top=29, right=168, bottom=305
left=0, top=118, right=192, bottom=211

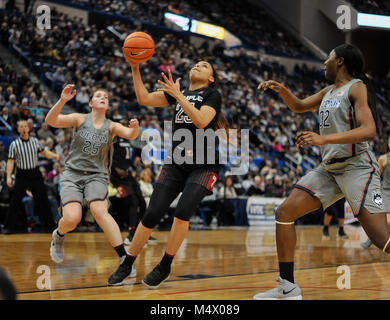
left=157, top=69, right=182, bottom=99
left=257, top=80, right=283, bottom=94
left=128, top=118, right=139, bottom=129
left=60, top=84, right=77, bottom=102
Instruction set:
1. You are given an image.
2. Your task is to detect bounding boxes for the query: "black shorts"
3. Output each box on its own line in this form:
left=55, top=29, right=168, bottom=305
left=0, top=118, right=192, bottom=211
left=156, top=164, right=220, bottom=195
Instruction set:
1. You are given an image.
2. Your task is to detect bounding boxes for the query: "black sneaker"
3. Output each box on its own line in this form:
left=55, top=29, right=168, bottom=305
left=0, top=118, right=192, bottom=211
left=142, top=264, right=170, bottom=289
left=322, top=227, right=330, bottom=240
left=337, top=229, right=349, bottom=239
left=107, top=257, right=136, bottom=286
left=1, top=227, right=13, bottom=235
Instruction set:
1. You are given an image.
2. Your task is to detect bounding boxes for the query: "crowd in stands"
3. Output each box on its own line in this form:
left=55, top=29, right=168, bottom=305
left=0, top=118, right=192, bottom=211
left=348, top=0, right=390, bottom=16
left=59, top=0, right=315, bottom=59
left=0, top=4, right=390, bottom=231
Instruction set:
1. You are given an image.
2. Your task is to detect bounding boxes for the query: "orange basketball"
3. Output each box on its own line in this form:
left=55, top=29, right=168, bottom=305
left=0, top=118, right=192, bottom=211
left=122, top=32, right=155, bottom=64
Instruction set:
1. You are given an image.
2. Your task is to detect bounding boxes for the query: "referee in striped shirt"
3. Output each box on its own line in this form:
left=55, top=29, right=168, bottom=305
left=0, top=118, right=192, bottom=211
left=2, top=120, right=60, bottom=234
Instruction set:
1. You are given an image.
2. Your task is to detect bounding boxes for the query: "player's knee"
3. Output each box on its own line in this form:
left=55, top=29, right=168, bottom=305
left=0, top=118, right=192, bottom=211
left=174, top=208, right=191, bottom=222
left=275, top=203, right=295, bottom=223
left=141, top=206, right=162, bottom=229
left=62, top=211, right=81, bottom=228
left=89, top=202, right=108, bottom=223
left=61, top=203, right=81, bottom=227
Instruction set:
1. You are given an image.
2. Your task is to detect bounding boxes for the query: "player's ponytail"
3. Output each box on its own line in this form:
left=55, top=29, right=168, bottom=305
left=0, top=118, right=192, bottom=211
left=334, top=44, right=379, bottom=131
left=208, top=62, right=231, bottom=137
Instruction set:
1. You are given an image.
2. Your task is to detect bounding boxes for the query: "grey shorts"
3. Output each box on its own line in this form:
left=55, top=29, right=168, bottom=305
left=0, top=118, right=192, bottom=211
left=60, top=168, right=109, bottom=207
left=295, top=151, right=386, bottom=216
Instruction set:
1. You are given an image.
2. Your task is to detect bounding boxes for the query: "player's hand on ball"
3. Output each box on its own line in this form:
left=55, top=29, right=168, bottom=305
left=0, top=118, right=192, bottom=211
left=257, top=80, right=282, bottom=93
left=296, top=131, right=326, bottom=147
left=122, top=48, right=140, bottom=68
left=61, top=84, right=77, bottom=102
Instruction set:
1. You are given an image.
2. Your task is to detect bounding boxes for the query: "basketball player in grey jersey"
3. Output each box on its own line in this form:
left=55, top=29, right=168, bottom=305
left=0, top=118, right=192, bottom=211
left=45, top=84, right=140, bottom=284
left=253, top=44, right=390, bottom=300
left=361, top=137, right=390, bottom=249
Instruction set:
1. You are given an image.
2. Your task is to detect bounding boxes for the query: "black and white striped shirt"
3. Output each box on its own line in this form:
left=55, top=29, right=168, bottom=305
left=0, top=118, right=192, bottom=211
left=8, top=137, right=44, bottom=170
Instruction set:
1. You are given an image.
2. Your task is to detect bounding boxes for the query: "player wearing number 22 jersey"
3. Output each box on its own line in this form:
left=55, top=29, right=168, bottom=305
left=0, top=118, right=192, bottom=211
left=253, top=44, right=390, bottom=300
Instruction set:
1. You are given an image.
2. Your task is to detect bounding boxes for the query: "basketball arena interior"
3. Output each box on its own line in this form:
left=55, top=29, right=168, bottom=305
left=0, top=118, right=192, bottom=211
left=1, top=0, right=390, bottom=305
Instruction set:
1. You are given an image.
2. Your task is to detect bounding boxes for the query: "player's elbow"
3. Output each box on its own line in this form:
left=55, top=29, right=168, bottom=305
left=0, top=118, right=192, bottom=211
left=137, top=93, right=152, bottom=107
left=45, top=116, right=55, bottom=127
left=361, top=123, right=376, bottom=141
left=137, top=97, right=147, bottom=106
left=366, top=127, right=376, bottom=141
left=292, top=101, right=307, bottom=114
left=130, top=131, right=139, bottom=140
left=196, top=119, right=210, bottom=129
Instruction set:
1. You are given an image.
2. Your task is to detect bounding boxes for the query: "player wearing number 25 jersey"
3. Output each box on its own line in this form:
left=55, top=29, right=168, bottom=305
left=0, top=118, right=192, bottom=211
left=108, top=60, right=229, bottom=288
left=45, top=85, right=139, bottom=284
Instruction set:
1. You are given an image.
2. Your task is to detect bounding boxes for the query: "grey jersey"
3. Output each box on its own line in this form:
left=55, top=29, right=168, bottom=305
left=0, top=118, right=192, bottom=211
left=382, top=154, right=390, bottom=190
left=319, top=78, right=369, bottom=163
left=65, top=114, right=113, bottom=174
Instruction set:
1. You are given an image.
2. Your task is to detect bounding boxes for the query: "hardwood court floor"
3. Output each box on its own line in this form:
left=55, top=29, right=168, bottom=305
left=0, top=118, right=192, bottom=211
left=1, top=225, right=390, bottom=300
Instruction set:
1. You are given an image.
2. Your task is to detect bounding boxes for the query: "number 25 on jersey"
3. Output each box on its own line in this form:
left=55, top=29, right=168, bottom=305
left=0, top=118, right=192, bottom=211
left=175, top=104, right=193, bottom=124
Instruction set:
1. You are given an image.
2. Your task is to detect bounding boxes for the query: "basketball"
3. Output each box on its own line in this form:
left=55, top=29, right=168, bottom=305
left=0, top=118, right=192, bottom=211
left=122, top=32, right=155, bottom=64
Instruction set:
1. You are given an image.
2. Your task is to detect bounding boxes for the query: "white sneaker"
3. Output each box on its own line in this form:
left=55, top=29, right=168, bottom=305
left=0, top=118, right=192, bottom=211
left=130, top=265, right=137, bottom=278
left=253, top=277, right=302, bottom=300
left=360, top=238, right=372, bottom=249
left=50, top=229, right=65, bottom=263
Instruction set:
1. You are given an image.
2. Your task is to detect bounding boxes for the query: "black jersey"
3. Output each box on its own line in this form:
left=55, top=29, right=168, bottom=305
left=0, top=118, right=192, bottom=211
left=112, top=136, right=133, bottom=171
left=164, top=87, right=222, bottom=170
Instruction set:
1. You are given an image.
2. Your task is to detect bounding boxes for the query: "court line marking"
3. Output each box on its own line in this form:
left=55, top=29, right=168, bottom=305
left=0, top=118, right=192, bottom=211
left=16, top=260, right=390, bottom=296
left=159, top=285, right=390, bottom=296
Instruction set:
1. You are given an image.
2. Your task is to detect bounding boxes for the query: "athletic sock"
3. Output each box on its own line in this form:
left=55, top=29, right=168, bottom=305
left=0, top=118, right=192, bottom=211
left=123, top=254, right=137, bottom=266
left=279, top=262, right=294, bottom=283
left=57, top=230, right=65, bottom=237
left=323, top=225, right=329, bottom=232
left=129, top=227, right=136, bottom=237
left=160, top=252, right=175, bottom=269
left=338, top=227, right=344, bottom=233
left=114, top=244, right=137, bottom=266
left=114, top=244, right=127, bottom=258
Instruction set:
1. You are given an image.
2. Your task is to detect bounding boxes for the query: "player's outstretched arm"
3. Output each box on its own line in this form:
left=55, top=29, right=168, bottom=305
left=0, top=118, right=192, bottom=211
left=157, top=70, right=216, bottom=129
left=45, top=84, right=82, bottom=129
left=296, top=82, right=376, bottom=147
left=111, top=118, right=139, bottom=140
left=128, top=61, right=170, bottom=108
left=258, top=80, right=331, bottom=113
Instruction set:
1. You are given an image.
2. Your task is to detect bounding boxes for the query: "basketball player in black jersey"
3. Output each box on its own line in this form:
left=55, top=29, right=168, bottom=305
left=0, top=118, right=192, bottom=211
left=108, top=60, right=229, bottom=287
